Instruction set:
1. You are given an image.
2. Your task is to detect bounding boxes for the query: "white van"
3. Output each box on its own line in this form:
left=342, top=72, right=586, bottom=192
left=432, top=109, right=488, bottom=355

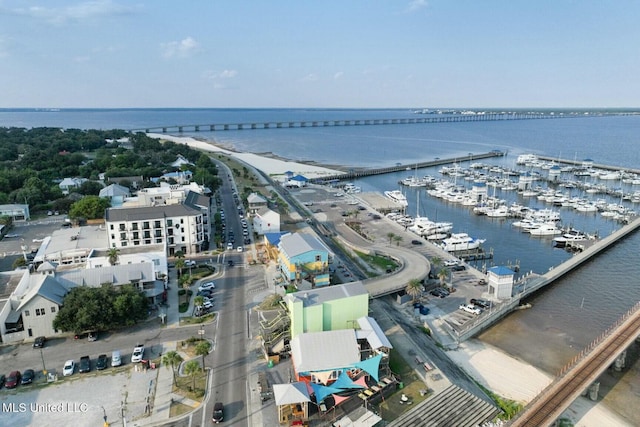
left=111, top=350, right=122, bottom=367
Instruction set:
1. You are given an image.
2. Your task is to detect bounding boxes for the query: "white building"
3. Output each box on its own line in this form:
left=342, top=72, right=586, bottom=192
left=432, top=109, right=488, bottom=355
left=253, top=207, right=281, bottom=235
left=105, top=204, right=206, bottom=256
left=487, top=266, right=514, bottom=300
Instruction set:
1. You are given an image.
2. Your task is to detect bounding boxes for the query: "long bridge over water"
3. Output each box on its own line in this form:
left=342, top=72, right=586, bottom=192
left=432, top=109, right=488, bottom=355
left=133, top=112, right=574, bottom=134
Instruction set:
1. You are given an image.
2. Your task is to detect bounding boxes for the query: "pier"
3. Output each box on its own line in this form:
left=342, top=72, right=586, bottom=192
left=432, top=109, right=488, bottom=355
left=451, top=215, right=640, bottom=343
left=133, top=112, right=574, bottom=134
left=310, top=151, right=506, bottom=182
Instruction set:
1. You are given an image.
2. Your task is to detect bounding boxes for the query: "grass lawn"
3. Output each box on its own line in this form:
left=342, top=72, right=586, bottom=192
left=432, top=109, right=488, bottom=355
left=376, top=349, right=430, bottom=422
left=173, top=371, right=208, bottom=401
left=169, top=401, right=193, bottom=417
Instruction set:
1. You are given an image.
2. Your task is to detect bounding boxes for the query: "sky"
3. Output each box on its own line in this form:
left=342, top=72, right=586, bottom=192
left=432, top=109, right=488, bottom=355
left=1, top=0, right=639, bottom=109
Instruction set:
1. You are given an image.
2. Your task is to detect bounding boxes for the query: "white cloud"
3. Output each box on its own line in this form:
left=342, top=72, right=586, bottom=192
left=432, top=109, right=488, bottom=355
left=405, top=0, right=428, bottom=13
left=218, top=69, right=238, bottom=79
left=333, top=71, right=344, bottom=80
left=160, top=37, right=199, bottom=59
left=203, top=69, right=238, bottom=80
left=73, top=55, right=91, bottom=63
left=300, top=73, right=319, bottom=82
left=6, top=0, right=137, bottom=25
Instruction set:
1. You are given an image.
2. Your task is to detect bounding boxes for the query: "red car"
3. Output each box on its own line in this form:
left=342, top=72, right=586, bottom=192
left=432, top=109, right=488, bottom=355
left=5, top=371, right=21, bottom=389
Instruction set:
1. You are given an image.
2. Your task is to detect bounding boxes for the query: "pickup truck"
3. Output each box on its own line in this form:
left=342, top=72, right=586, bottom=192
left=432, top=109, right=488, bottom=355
left=79, top=355, right=91, bottom=373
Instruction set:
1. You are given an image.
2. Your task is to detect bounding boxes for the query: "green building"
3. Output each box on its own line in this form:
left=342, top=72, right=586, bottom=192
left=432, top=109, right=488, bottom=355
left=285, top=281, right=369, bottom=339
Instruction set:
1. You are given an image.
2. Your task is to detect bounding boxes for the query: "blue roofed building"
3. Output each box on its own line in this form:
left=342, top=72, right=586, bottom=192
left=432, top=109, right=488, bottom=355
left=277, top=233, right=331, bottom=288
left=487, top=266, right=514, bottom=299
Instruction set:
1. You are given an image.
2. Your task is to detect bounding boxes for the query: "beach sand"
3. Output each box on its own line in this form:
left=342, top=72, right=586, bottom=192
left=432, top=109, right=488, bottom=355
left=150, top=132, right=632, bottom=426
left=148, top=133, right=343, bottom=179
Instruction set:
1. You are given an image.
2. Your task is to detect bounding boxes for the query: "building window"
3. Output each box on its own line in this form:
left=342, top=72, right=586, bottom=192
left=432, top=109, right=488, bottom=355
left=36, top=308, right=44, bottom=316
left=143, top=221, right=150, bottom=229
left=133, top=232, right=139, bottom=239
left=121, top=242, right=127, bottom=247
left=154, top=220, right=161, bottom=228
left=315, top=255, right=322, bottom=262
left=111, top=234, right=115, bottom=240
left=132, top=223, right=139, bottom=230
left=145, top=239, right=151, bottom=245
left=155, top=238, right=163, bottom=244
left=119, top=223, right=125, bottom=231
left=120, top=232, right=126, bottom=240
left=167, top=219, right=173, bottom=226
left=144, top=231, right=151, bottom=239
left=24, top=310, right=30, bottom=316
left=51, top=306, right=56, bottom=313
left=134, top=240, right=140, bottom=246
left=110, top=224, right=114, bottom=230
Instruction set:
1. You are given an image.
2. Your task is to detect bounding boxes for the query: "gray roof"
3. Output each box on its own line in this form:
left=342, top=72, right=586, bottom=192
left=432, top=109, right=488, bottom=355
left=55, top=263, right=155, bottom=288
left=184, top=190, right=210, bottom=209
left=99, top=183, right=130, bottom=198
left=106, top=204, right=201, bottom=222
left=17, top=275, right=67, bottom=311
left=247, top=193, right=267, bottom=203
left=284, top=282, right=367, bottom=308
left=356, top=316, right=393, bottom=350
left=279, top=233, right=329, bottom=258
left=291, top=329, right=360, bottom=373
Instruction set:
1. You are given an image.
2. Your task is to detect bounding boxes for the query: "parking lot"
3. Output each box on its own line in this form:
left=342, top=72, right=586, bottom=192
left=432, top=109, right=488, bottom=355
left=0, top=363, right=157, bottom=426
left=0, top=219, right=66, bottom=270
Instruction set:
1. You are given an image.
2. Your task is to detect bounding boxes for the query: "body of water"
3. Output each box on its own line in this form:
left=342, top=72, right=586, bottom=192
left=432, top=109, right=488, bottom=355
left=3, top=108, right=640, bottom=422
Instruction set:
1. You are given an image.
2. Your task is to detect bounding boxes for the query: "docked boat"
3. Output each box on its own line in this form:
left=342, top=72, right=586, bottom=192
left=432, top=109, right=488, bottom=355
left=553, top=229, right=594, bottom=247
left=440, top=233, right=486, bottom=252
left=529, top=223, right=562, bottom=236
left=384, top=190, right=409, bottom=207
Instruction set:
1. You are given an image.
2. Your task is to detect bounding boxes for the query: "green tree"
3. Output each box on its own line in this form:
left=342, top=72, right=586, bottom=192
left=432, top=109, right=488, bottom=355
left=195, top=341, right=212, bottom=370
left=386, top=232, right=395, bottom=245
left=193, top=296, right=204, bottom=314
left=405, top=279, right=423, bottom=303
left=69, top=195, right=111, bottom=219
left=76, top=180, right=104, bottom=196
left=162, top=350, right=184, bottom=387
left=437, top=268, right=450, bottom=289
left=183, top=360, right=202, bottom=392
left=393, top=235, right=403, bottom=246
left=107, top=247, right=120, bottom=266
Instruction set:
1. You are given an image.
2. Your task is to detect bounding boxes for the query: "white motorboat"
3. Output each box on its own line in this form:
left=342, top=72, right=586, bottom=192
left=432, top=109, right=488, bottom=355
left=384, top=190, right=408, bottom=207
left=440, top=233, right=486, bottom=252
left=529, top=223, right=562, bottom=236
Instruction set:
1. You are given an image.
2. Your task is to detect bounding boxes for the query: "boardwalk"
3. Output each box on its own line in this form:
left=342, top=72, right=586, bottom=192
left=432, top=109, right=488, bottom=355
left=508, top=302, right=640, bottom=427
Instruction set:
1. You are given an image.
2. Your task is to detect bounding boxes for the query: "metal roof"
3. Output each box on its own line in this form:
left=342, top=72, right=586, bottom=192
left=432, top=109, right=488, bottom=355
left=356, top=316, right=393, bottom=350
left=105, top=204, right=201, bottom=222
left=279, top=232, right=329, bottom=258
left=284, top=282, right=367, bottom=308
left=291, top=329, right=360, bottom=373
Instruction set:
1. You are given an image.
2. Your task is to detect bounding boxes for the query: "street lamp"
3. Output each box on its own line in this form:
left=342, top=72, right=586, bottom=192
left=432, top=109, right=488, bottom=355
left=39, top=347, right=47, bottom=375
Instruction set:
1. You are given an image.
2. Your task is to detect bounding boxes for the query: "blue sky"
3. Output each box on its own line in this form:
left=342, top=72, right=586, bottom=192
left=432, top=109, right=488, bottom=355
left=1, top=0, right=638, bottom=108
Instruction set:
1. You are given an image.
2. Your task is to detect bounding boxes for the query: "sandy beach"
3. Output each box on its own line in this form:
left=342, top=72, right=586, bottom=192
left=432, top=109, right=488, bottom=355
left=148, top=133, right=343, bottom=179
left=152, top=132, right=632, bottom=426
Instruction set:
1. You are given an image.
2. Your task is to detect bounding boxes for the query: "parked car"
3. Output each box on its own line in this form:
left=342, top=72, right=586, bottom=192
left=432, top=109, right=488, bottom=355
left=88, top=331, right=98, bottom=342
left=111, top=351, right=122, bottom=367
left=203, top=300, right=214, bottom=309
left=198, top=282, right=215, bottom=292
left=0, top=374, right=5, bottom=388
left=63, top=360, right=75, bottom=376
left=227, top=259, right=234, bottom=267
left=197, top=290, right=212, bottom=298
left=185, top=260, right=197, bottom=267
left=470, top=298, right=491, bottom=309
left=21, top=369, right=35, bottom=385
left=459, top=304, right=482, bottom=315
left=79, top=356, right=91, bottom=373
left=131, top=345, right=145, bottom=363
left=236, top=246, right=243, bottom=252
left=430, top=288, right=449, bottom=298
left=212, top=402, right=224, bottom=423
left=33, top=336, right=46, bottom=348
left=411, top=239, right=423, bottom=245
left=226, top=242, right=233, bottom=250
left=96, top=354, right=108, bottom=370
left=5, top=371, right=20, bottom=389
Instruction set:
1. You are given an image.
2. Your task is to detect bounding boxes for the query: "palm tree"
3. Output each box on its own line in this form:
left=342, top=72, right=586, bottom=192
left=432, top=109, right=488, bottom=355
left=107, top=247, right=120, bottom=266
left=393, top=235, right=403, bottom=246
left=193, top=296, right=204, bottom=315
left=195, top=341, right=212, bottom=370
left=386, top=232, right=395, bottom=245
left=437, top=268, right=450, bottom=289
left=175, top=258, right=185, bottom=278
left=405, top=279, right=423, bottom=303
left=184, top=360, right=202, bottom=392
left=430, top=256, right=443, bottom=278
left=162, top=350, right=183, bottom=387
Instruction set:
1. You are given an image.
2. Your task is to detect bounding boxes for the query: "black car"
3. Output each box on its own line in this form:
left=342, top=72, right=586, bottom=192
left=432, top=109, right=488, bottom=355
left=79, top=356, right=91, bottom=373
left=21, top=369, right=35, bottom=385
left=197, top=290, right=212, bottom=298
left=470, top=298, right=491, bottom=309
left=411, top=239, right=423, bottom=245
left=430, top=288, right=450, bottom=298
left=227, top=260, right=234, bottom=267
left=212, top=402, right=224, bottom=423
left=33, top=336, right=46, bottom=348
left=96, top=354, right=108, bottom=370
